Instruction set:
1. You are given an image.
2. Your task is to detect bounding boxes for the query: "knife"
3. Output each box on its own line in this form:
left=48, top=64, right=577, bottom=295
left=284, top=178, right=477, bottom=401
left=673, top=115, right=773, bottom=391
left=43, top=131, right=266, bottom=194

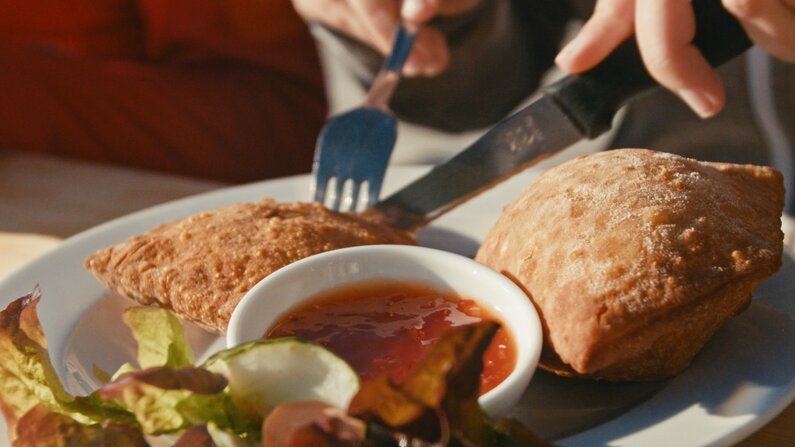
left=371, top=0, right=752, bottom=231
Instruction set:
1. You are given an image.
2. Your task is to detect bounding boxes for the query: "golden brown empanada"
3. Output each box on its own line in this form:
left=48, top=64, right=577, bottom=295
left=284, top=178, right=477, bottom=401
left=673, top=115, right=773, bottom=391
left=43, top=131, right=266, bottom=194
left=85, top=199, right=415, bottom=334
left=476, top=149, right=784, bottom=381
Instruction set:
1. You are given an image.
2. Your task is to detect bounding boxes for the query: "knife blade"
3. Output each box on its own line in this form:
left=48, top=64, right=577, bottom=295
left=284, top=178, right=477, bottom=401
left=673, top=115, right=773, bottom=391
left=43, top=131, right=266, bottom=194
left=373, top=95, right=581, bottom=230
left=372, top=0, right=752, bottom=231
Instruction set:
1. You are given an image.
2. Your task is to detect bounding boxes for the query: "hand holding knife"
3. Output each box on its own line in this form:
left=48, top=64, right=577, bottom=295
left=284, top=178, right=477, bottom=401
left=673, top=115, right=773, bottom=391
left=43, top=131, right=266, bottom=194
left=371, top=0, right=753, bottom=231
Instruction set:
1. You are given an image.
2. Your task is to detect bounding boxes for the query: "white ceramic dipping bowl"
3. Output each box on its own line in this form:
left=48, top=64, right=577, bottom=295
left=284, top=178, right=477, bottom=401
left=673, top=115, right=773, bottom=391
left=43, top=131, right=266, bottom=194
left=227, top=244, right=542, bottom=418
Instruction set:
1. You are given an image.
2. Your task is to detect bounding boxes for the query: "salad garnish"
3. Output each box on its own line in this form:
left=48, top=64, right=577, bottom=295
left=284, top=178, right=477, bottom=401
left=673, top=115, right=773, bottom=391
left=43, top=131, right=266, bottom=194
left=0, top=289, right=550, bottom=446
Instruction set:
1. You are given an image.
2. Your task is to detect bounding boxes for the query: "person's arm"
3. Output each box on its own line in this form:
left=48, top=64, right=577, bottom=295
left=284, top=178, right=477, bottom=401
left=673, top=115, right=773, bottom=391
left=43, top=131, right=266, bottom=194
left=298, top=0, right=575, bottom=132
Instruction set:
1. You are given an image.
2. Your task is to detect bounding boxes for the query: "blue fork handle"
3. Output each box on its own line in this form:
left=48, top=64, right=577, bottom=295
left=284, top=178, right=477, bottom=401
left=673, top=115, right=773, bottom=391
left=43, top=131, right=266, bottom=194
left=364, top=24, right=417, bottom=109
left=382, top=24, right=416, bottom=73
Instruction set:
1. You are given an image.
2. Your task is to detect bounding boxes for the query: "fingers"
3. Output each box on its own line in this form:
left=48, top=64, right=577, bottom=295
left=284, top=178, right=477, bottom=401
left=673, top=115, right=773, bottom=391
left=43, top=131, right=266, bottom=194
left=350, top=0, right=482, bottom=76
left=402, top=0, right=482, bottom=20
left=555, top=0, right=636, bottom=73
left=554, top=0, right=794, bottom=118
left=556, top=0, right=726, bottom=118
left=437, top=0, right=483, bottom=15
left=293, top=0, right=401, bottom=55
left=401, top=0, right=443, bottom=23
left=723, top=0, right=795, bottom=62
left=400, top=0, right=446, bottom=76
left=636, top=0, right=725, bottom=117
left=348, top=0, right=401, bottom=53
left=293, top=0, right=476, bottom=77
left=404, top=27, right=449, bottom=76
left=400, top=0, right=483, bottom=75
left=292, top=0, right=376, bottom=46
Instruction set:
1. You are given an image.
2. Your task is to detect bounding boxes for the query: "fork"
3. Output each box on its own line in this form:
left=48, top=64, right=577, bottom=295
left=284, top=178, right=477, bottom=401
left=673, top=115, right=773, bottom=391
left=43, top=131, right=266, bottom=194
left=311, top=24, right=416, bottom=212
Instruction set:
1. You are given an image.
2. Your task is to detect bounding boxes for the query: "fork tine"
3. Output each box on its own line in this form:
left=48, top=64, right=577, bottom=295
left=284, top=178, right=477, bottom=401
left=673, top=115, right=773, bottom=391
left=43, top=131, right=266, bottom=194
left=349, top=181, right=363, bottom=212
left=366, top=178, right=382, bottom=209
left=313, top=175, right=328, bottom=204
left=329, top=177, right=345, bottom=211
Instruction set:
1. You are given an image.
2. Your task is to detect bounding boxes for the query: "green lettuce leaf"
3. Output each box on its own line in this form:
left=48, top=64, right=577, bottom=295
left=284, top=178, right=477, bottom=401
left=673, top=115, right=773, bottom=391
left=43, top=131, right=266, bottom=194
left=1, top=291, right=548, bottom=447
left=0, top=289, right=134, bottom=441
left=97, top=366, right=247, bottom=435
left=122, top=307, right=194, bottom=369
left=0, top=289, right=72, bottom=429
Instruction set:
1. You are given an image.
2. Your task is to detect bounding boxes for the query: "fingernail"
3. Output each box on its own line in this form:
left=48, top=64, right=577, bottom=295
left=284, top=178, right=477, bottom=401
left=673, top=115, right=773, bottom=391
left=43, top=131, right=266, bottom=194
left=555, top=41, right=578, bottom=67
left=678, top=89, right=720, bottom=118
left=401, top=0, right=424, bottom=20
left=422, top=60, right=445, bottom=77
left=403, top=58, right=422, bottom=77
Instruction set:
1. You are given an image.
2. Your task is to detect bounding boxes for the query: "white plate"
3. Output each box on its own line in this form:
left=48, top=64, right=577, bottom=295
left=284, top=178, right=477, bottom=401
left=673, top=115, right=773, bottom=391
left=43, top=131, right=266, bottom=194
left=1, top=163, right=794, bottom=446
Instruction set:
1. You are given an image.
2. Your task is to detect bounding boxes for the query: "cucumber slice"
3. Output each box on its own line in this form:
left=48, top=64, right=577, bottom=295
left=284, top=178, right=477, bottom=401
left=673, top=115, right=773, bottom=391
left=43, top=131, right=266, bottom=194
left=203, top=338, right=359, bottom=417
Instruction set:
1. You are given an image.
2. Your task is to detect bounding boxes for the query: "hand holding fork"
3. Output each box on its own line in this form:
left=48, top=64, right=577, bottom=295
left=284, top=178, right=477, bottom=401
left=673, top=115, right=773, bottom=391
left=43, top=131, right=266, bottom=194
left=311, top=24, right=416, bottom=212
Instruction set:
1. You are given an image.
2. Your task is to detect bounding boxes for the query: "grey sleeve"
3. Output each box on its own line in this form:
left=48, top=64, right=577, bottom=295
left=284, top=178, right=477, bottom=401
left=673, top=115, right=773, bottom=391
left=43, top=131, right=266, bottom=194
left=311, top=0, right=575, bottom=133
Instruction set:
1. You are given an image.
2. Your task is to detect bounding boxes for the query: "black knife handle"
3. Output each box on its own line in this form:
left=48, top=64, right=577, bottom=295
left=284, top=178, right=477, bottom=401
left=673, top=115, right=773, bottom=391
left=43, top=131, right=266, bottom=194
left=544, top=0, right=753, bottom=138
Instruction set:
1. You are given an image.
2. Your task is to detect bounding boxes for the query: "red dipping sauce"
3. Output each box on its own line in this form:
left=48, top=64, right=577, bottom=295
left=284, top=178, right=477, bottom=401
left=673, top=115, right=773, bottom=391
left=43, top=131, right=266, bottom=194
left=265, top=281, right=516, bottom=394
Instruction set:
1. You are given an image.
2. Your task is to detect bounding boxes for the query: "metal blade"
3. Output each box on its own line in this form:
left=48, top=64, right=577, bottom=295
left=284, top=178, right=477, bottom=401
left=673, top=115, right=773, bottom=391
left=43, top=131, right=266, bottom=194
left=373, top=95, right=584, bottom=230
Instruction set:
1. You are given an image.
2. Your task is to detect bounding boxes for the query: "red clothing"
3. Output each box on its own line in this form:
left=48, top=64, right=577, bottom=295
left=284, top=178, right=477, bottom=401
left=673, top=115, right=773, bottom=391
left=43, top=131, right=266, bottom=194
left=0, top=0, right=326, bottom=183
left=0, top=0, right=145, bottom=58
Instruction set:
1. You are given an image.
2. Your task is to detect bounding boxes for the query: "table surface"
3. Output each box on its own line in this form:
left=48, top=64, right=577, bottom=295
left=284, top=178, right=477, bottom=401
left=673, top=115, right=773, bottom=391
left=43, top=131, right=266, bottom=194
left=0, top=150, right=792, bottom=446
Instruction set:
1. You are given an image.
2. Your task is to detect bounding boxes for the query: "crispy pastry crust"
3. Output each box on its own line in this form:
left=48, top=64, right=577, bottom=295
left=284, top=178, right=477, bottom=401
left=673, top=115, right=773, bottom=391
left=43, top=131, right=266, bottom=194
left=85, top=199, right=415, bottom=334
left=476, top=149, right=784, bottom=380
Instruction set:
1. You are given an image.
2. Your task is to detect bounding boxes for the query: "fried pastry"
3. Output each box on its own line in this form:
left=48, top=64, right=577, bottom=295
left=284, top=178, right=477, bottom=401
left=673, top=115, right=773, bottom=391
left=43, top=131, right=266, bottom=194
left=476, top=149, right=784, bottom=381
left=85, top=199, right=415, bottom=334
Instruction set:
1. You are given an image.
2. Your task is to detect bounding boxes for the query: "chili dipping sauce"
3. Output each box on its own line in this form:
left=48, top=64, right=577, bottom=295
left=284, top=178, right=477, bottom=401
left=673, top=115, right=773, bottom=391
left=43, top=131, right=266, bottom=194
left=264, top=280, right=516, bottom=395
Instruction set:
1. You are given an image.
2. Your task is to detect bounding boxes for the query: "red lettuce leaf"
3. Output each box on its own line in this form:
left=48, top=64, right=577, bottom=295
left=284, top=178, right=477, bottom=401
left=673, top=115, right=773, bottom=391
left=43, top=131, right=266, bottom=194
left=173, top=425, right=218, bottom=447
left=99, top=366, right=228, bottom=397
left=263, top=401, right=366, bottom=447
left=96, top=366, right=241, bottom=435
left=348, top=322, right=500, bottom=445
left=13, top=403, right=148, bottom=447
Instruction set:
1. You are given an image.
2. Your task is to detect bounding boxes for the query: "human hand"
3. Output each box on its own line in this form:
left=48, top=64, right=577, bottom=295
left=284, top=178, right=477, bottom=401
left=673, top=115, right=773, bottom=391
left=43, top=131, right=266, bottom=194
left=554, top=0, right=795, bottom=118
left=291, top=0, right=483, bottom=76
